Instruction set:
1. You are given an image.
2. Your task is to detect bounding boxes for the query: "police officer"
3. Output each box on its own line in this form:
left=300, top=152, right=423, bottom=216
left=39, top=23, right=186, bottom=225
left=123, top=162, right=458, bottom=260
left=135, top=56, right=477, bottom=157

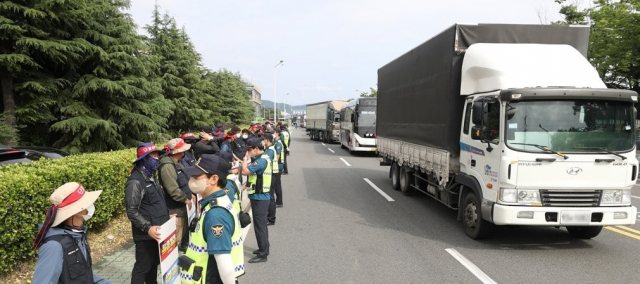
left=263, top=133, right=281, bottom=225
left=280, top=125, right=291, bottom=174
left=158, top=138, right=194, bottom=252
left=181, top=154, right=243, bottom=284
left=241, top=138, right=272, bottom=263
left=125, top=143, right=170, bottom=284
left=272, top=129, right=284, bottom=208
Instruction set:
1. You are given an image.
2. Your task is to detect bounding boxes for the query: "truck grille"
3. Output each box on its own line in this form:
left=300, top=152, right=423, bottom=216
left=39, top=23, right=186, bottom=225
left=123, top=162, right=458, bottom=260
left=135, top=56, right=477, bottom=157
left=540, top=190, right=602, bottom=207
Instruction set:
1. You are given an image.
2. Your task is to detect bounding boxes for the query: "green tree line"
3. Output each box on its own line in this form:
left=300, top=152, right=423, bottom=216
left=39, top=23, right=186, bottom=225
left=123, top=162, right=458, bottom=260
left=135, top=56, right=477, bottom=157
left=0, top=0, right=254, bottom=153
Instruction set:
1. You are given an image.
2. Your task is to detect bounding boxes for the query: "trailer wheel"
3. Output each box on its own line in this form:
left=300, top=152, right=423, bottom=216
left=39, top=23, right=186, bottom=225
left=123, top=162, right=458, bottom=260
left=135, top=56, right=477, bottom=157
left=399, top=167, right=415, bottom=195
left=390, top=163, right=400, bottom=191
left=462, top=191, right=493, bottom=239
left=566, top=226, right=603, bottom=239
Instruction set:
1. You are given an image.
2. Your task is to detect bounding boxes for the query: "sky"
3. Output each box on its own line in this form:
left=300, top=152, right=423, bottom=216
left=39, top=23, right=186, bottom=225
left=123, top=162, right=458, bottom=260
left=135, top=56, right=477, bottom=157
left=127, top=0, right=565, bottom=106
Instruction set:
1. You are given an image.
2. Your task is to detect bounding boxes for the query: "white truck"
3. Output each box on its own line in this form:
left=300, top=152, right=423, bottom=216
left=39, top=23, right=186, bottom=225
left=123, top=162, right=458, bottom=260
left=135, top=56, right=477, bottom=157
left=306, top=100, right=349, bottom=143
left=377, top=23, right=638, bottom=239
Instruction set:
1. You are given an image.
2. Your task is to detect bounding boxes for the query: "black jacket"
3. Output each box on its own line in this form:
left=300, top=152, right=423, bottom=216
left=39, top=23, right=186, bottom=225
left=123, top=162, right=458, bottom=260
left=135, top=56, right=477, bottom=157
left=125, top=168, right=170, bottom=241
left=194, top=139, right=220, bottom=159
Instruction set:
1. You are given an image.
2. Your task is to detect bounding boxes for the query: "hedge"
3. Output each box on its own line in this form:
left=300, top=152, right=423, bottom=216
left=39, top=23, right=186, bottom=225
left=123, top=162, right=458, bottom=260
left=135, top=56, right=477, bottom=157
left=0, top=149, right=135, bottom=274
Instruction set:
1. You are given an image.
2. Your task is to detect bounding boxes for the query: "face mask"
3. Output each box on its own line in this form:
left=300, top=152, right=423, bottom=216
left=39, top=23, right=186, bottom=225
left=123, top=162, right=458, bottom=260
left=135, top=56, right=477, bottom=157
left=83, top=204, right=95, bottom=221
left=242, top=134, right=248, bottom=139
left=189, top=177, right=208, bottom=194
left=235, top=133, right=241, bottom=138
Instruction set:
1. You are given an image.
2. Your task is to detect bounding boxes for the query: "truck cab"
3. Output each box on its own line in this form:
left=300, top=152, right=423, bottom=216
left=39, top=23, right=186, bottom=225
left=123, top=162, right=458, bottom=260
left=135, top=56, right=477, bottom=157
left=458, top=43, right=638, bottom=239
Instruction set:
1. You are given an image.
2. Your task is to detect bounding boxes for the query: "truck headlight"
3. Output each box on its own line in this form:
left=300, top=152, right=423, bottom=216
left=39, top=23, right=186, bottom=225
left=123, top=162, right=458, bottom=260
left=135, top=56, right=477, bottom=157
left=601, top=189, right=624, bottom=204
left=500, top=188, right=540, bottom=204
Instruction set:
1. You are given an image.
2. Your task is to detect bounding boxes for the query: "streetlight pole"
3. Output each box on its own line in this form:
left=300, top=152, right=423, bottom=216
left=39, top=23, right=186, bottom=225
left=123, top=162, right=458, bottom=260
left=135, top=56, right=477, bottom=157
left=283, top=93, right=289, bottom=120
left=274, top=60, right=284, bottom=122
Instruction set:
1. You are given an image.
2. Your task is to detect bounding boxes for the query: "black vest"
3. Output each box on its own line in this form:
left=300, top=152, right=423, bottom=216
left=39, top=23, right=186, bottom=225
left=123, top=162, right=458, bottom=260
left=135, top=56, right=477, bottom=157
left=159, top=160, right=193, bottom=210
left=44, top=234, right=94, bottom=284
left=128, top=169, right=170, bottom=240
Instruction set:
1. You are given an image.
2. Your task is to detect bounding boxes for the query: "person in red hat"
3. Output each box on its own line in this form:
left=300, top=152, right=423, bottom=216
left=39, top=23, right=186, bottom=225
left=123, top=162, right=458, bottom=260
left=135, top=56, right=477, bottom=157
left=32, top=182, right=110, bottom=284
left=125, top=142, right=170, bottom=284
left=181, top=132, right=199, bottom=167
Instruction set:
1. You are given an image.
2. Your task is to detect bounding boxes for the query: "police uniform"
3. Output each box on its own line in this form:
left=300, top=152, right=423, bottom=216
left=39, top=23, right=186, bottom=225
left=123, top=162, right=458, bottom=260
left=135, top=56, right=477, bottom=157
left=246, top=151, right=272, bottom=262
left=265, top=141, right=282, bottom=224
left=281, top=129, right=290, bottom=173
left=180, top=190, right=244, bottom=283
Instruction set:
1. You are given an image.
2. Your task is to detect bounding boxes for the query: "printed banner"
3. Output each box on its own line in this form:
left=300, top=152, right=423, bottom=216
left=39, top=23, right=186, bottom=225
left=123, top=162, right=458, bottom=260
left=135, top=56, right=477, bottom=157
left=158, top=216, right=179, bottom=284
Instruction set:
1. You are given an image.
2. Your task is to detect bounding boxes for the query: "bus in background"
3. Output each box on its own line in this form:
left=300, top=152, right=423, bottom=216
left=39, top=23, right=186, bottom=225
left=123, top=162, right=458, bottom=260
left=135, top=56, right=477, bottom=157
left=339, top=97, right=377, bottom=153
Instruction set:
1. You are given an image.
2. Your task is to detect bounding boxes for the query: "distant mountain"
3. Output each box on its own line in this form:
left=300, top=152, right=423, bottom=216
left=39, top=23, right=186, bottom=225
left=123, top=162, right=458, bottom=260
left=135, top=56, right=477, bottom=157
left=260, top=100, right=306, bottom=113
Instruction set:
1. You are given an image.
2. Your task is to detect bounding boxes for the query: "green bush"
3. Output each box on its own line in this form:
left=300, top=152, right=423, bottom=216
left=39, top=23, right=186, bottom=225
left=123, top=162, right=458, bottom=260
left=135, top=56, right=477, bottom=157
left=0, top=149, right=135, bottom=274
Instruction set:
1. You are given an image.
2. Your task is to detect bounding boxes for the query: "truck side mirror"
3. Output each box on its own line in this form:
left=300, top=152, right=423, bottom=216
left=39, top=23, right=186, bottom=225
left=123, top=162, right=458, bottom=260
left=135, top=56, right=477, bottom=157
left=472, top=101, right=484, bottom=125
left=470, top=126, right=483, bottom=140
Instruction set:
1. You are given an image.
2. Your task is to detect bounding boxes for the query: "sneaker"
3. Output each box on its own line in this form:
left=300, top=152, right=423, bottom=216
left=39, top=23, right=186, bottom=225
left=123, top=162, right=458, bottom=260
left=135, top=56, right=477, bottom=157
left=267, top=221, right=275, bottom=226
left=276, top=204, right=283, bottom=208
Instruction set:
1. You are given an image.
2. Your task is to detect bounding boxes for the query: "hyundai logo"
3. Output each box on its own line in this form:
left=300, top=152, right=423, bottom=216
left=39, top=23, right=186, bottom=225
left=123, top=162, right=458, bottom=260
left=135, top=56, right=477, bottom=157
left=566, top=167, right=583, bottom=175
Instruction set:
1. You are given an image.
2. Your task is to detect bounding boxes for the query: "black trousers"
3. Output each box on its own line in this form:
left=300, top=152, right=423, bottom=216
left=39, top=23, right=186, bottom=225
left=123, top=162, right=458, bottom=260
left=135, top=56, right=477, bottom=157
left=283, top=149, right=289, bottom=173
left=132, top=240, right=160, bottom=284
left=250, top=199, right=270, bottom=257
left=268, top=173, right=282, bottom=223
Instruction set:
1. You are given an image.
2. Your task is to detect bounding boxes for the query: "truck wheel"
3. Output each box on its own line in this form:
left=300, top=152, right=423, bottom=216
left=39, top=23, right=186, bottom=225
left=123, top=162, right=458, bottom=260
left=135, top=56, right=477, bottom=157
left=390, top=163, right=400, bottom=191
left=399, top=167, right=415, bottom=195
left=462, top=191, right=493, bottom=239
left=566, top=226, right=603, bottom=239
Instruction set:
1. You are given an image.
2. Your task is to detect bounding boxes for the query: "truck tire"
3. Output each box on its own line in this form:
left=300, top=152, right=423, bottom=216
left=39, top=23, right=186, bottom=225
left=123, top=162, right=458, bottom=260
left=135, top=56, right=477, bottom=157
left=462, top=190, right=493, bottom=239
left=390, top=162, right=400, bottom=191
left=566, top=226, right=603, bottom=239
left=399, top=167, right=415, bottom=195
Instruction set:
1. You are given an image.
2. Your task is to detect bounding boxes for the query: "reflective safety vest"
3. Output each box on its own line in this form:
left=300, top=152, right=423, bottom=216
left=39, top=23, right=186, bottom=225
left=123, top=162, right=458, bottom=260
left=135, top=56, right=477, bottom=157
left=276, top=140, right=285, bottom=164
left=226, top=173, right=242, bottom=214
left=282, top=131, right=290, bottom=147
left=267, top=145, right=279, bottom=174
left=180, top=195, right=244, bottom=283
left=247, top=153, right=272, bottom=195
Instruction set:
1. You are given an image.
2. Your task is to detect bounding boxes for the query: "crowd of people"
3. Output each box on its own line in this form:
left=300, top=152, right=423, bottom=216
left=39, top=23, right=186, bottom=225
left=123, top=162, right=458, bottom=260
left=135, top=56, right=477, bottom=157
left=31, top=121, right=292, bottom=284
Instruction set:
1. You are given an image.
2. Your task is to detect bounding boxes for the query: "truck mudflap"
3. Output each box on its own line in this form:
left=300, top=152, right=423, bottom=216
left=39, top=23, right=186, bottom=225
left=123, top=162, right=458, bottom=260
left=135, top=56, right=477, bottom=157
left=491, top=204, right=638, bottom=226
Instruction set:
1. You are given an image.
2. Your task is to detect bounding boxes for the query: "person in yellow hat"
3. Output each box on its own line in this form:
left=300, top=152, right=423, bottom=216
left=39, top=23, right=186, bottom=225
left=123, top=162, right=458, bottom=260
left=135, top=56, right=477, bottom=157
left=32, top=182, right=110, bottom=284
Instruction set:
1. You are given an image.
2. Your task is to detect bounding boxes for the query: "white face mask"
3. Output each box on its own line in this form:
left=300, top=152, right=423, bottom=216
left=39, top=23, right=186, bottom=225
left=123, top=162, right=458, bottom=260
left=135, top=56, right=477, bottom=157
left=83, top=204, right=95, bottom=221
left=235, top=133, right=241, bottom=138
left=189, top=177, right=208, bottom=194
left=242, top=134, right=248, bottom=139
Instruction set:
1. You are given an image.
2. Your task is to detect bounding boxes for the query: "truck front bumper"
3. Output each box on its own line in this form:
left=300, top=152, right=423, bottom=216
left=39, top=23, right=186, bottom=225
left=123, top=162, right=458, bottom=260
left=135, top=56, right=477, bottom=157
left=492, top=204, right=637, bottom=226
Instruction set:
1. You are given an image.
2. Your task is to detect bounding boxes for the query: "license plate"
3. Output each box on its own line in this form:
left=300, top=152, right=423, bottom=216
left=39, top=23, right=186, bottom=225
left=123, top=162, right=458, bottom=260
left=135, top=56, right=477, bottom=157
left=371, top=148, right=377, bottom=151
left=560, top=211, right=591, bottom=225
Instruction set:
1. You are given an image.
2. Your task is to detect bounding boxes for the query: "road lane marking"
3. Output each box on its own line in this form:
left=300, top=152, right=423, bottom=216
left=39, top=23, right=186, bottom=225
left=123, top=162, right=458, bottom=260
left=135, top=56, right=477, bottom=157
left=605, top=226, right=640, bottom=241
left=445, top=248, right=497, bottom=284
left=613, top=225, right=640, bottom=235
left=340, top=158, right=351, bottom=167
left=364, top=178, right=394, bottom=202
left=328, top=148, right=335, bottom=153
left=321, top=143, right=326, bottom=146
left=632, top=195, right=640, bottom=199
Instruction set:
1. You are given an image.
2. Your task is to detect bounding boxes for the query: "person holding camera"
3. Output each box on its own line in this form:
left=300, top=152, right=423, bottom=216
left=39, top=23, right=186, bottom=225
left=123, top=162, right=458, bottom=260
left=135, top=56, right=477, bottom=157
left=195, top=126, right=221, bottom=159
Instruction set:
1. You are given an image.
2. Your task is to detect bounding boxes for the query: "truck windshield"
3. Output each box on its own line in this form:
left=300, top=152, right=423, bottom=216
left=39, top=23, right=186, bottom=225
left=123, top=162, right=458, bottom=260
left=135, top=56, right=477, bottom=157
left=506, top=100, right=635, bottom=153
left=357, top=107, right=376, bottom=127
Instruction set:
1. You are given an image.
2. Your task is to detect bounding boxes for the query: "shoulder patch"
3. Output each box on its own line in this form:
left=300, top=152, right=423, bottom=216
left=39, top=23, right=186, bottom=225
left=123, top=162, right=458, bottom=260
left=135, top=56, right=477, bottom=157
left=211, top=224, right=224, bottom=238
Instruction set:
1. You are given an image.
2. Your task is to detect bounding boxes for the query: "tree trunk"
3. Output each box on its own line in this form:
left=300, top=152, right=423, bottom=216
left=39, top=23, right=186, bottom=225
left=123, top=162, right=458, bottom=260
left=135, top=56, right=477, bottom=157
left=0, top=71, right=16, bottom=127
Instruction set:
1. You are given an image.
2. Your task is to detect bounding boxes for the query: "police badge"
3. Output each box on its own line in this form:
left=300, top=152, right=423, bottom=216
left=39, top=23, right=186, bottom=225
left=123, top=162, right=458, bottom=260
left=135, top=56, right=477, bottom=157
left=211, top=224, right=224, bottom=238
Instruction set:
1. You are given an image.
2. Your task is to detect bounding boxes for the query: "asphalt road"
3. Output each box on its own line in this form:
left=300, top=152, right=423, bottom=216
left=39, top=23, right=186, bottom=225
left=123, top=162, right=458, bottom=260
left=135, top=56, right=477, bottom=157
left=239, top=129, right=640, bottom=284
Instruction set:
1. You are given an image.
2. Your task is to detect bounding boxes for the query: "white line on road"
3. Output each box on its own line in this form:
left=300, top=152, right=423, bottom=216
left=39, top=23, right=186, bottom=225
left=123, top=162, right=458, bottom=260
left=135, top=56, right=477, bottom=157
left=363, top=178, right=394, bottom=202
left=340, top=158, right=351, bottom=167
left=445, top=248, right=497, bottom=284
left=321, top=143, right=326, bottom=146
left=632, top=195, right=640, bottom=199
left=328, top=148, right=335, bottom=153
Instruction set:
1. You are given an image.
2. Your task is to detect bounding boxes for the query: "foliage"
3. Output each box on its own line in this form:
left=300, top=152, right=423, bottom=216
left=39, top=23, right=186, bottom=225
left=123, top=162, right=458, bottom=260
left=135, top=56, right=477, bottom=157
left=555, top=0, right=640, bottom=92
left=0, top=1, right=254, bottom=153
left=359, top=86, right=378, bottom=97
left=0, top=148, right=135, bottom=274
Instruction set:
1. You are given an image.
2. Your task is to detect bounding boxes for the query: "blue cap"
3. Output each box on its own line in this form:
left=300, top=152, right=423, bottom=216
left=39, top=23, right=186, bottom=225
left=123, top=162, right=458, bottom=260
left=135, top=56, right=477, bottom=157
left=183, top=154, right=230, bottom=177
